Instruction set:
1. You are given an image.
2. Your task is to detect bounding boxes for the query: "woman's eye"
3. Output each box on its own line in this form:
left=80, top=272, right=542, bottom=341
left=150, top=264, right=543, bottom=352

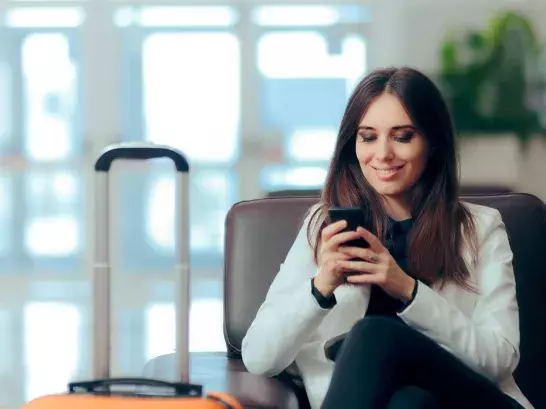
left=394, top=131, right=414, bottom=142
left=359, top=134, right=376, bottom=142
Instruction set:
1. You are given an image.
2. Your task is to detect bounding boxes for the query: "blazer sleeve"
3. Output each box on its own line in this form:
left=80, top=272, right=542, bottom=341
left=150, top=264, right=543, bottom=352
left=241, top=206, right=332, bottom=376
left=398, top=209, right=520, bottom=382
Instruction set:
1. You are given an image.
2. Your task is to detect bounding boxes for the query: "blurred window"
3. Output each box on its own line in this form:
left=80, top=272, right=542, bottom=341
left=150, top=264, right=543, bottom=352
left=254, top=5, right=368, bottom=192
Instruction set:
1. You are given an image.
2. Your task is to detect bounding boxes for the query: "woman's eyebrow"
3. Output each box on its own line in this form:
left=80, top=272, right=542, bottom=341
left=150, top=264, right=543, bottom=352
left=391, top=125, right=416, bottom=131
left=357, top=126, right=375, bottom=131
left=357, top=124, right=415, bottom=131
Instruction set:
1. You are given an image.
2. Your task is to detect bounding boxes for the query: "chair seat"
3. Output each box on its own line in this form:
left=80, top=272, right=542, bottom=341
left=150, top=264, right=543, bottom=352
left=143, top=352, right=300, bottom=409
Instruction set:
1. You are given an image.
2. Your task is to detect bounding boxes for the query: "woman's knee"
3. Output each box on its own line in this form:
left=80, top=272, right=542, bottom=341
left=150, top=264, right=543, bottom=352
left=349, top=316, right=408, bottom=341
left=339, top=316, right=410, bottom=359
left=333, top=317, right=414, bottom=364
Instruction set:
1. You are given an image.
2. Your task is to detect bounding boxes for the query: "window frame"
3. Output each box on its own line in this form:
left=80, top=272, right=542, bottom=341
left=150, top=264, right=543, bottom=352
left=0, top=26, right=84, bottom=273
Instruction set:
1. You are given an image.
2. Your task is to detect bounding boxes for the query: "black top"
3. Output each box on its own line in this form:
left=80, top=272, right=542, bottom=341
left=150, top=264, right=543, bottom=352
left=312, top=217, right=417, bottom=315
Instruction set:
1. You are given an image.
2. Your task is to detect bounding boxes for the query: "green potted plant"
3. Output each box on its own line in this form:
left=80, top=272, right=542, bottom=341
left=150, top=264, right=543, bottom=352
left=438, top=10, right=545, bottom=145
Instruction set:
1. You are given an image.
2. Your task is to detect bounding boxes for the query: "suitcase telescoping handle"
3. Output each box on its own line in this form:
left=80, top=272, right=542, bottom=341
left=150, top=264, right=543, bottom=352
left=69, top=377, right=202, bottom=397
left=93, top=142, right=191, bottom=383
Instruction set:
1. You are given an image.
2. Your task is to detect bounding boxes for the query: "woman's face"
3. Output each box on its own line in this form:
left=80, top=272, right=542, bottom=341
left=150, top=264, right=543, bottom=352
left=355, top=93, right=429, bottom=203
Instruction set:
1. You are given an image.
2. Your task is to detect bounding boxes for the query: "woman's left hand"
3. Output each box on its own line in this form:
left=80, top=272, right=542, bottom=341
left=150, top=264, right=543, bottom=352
left=337, top=227, right=416, bottom=302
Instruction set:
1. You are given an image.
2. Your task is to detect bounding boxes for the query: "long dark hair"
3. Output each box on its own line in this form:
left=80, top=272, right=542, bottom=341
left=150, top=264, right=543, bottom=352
left=307, top=67, right=478, bottom=291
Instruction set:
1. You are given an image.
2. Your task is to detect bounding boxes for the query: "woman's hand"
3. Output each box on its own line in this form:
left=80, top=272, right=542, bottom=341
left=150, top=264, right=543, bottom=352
left=337, top=227, right=416, bottom=302
left=313, top=220, right=363, bottom=297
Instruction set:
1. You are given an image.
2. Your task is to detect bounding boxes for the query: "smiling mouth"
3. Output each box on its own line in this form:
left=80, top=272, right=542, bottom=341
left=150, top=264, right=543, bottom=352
left=371, top=165, right=404, bottom=176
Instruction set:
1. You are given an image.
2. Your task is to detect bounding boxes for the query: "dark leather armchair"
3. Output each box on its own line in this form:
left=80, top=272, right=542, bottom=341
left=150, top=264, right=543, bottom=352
left=144, top=193, right=546, bottom=409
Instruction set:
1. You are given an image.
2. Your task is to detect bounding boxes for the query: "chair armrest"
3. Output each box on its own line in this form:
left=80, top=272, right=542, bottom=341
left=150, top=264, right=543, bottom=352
left=143, top=352, right=302, bottom=409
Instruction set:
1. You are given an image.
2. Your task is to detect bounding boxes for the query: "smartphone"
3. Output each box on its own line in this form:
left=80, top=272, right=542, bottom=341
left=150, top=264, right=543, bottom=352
left=328, top=207, right=370, bottom=248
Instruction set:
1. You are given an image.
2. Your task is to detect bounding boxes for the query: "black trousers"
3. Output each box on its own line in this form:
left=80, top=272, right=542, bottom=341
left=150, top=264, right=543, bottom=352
left=321, top=317, right=523, bottom=409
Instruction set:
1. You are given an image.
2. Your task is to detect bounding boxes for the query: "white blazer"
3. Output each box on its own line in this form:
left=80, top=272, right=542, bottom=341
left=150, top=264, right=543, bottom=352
left=241, top=202, right=533, bottom=409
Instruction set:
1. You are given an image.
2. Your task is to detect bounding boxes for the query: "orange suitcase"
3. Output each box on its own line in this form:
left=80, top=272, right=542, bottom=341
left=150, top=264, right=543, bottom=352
left=25, top=380, right=242, bottom=409
left=24, top=143, right=242, bottom=409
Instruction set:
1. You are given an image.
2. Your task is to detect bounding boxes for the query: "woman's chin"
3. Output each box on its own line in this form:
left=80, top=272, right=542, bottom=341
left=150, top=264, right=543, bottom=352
left=370, top=184, right=407, bottom=198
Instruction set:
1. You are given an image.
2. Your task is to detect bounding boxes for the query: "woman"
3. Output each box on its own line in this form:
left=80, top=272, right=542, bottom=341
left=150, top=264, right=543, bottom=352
left=241, top=67, right=532, bottom=409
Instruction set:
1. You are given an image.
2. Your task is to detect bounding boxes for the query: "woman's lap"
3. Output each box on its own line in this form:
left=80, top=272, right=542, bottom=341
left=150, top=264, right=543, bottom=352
left=321, top=316, right=522, bottom=409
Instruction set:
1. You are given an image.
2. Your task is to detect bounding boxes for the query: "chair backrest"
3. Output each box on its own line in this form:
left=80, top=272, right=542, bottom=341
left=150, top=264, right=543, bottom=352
left=266, top=185, right=514, bottom=199
left=223, top=193, right=546, bottom=408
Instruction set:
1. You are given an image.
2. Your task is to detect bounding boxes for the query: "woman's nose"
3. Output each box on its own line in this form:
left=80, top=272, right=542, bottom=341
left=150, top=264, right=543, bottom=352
left=375, top=139, right=394, bottom=161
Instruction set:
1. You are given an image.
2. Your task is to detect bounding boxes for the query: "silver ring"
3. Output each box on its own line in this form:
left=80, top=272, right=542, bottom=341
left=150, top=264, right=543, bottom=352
left=369, top=254, right=379, bottom=263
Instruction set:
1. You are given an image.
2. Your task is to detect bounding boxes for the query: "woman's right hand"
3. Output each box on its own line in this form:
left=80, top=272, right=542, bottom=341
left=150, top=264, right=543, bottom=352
left=313, top=220, right=363, bottom=297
